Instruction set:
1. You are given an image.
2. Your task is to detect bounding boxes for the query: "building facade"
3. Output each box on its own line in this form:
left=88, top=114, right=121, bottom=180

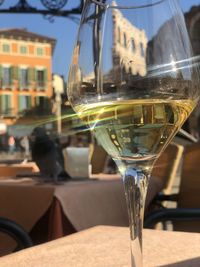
left=0, top=28, right=55, bottom=126
left=185, top=5, right=200, bottom=57
left=112, top=7, right=147, bottom=78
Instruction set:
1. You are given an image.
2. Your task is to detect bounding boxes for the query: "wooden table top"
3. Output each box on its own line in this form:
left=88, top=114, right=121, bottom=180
left=1, top=226, right=200, bottom=267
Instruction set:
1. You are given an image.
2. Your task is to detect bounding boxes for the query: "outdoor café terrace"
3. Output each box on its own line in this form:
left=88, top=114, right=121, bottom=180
left=0, top=1, right=200, bottom=267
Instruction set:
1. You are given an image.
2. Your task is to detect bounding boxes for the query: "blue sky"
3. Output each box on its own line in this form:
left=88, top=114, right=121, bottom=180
left=0, top=0, right=199, bottom=79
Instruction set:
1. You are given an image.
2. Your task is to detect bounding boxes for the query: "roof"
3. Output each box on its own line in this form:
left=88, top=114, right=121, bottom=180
left=0, top=28, right=56, bottom=52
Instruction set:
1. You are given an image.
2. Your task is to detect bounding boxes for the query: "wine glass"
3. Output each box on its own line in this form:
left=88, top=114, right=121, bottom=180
left=67, top=0, right=200, bottom=266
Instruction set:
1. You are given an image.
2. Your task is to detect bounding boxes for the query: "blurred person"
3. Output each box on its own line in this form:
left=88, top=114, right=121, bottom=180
left=8, top=135, right=15, bottom=154
left=20, top=136, right=30, bottom=158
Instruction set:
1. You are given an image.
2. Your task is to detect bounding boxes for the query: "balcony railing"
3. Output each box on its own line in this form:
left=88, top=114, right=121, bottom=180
left=0, top=0, right=84, bottom=19
left=0, top=108, right=15, bottom=117
left=36, top=81, right=46, bottom=90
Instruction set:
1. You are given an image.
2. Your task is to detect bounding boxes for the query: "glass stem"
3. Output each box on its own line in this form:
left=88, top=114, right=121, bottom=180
left=123, top=166, right=149, bottom=267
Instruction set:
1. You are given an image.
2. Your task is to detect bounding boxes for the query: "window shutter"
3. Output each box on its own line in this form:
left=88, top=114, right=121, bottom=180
left=11, top=66, right=15, bottom=85
left=28, top=96, right=31, bottom=108
left=35, top=69, right=40, bottom=91
left=34, top=69, right=37, bottom=82
left=8, top=95, right=11, bottom=115
left=0, top=65, right=2, bottom=81
left=0, top=95, right=2, bottom=113
left=2, top=95, right=6, bottom=113
left=0, top=95, right=11, bottom=115
left=18, top=95, right=22, bottom=112
left=18, top=68, right=21, bottom=89
left=9, top=67, right=12, bottom=86
left=34, top=69, right=38, bottom=89
left=44, top=69, right=48, bottom=88
left=35, top=96, right=39, bottom=106
left=28, top=68, right=31, bottom=85
left=28, top=68, right=34, bottom=81
left=14, top=66, right=19, bottom=80
left=0, top=65, right=2, bottom=88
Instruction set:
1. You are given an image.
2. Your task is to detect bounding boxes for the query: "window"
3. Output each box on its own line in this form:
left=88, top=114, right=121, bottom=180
left=37, top=47, right=44, bottom=56
left=2, top=44, right=10, bottom=53
left=117, top=27, right=121, bottom=43
left=133, top=105, right=143, bottom=124
left=2, top=67, right=11, bottom=87
left=131, top=39, right=135, bottom=52
left=18, top=95, right=31, bottom=112
left=123, top=33, right=127, bottom=48
left=20, top=46, right=27, bottom=54
left=35, top=96, right=50, bottom=114
left=140, top=43, right=145, bottom=57
left=154, top=104, right=166, bottom=123
left=0, top=94, right=12, bottom=115
left=35, top=96, right=47, bottom=108
left=20, top=69, right=29, bottom=89
left=36, top=69, right=47, bottom=89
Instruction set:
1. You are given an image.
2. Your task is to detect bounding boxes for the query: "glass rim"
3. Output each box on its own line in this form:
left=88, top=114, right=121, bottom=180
left=90, top=0, right=167, bottom=9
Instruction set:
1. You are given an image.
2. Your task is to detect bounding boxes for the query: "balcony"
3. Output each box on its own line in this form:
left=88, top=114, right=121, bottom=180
left=36, top=81, right=46, bottom=91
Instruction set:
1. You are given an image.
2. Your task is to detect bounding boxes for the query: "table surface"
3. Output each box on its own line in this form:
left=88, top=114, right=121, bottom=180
left=0, top=174, right=127, bottom=232
left=1, top=226, right=200, bottom=267
left=0, top=175, right=128, bottom=255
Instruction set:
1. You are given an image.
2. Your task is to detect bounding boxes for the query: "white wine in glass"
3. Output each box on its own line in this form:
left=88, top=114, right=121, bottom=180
left=67, top=0, right=200, bottom=266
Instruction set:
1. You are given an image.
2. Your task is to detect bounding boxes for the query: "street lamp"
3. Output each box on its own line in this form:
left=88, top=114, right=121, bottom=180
left=53, top=74, right=64, bottom=134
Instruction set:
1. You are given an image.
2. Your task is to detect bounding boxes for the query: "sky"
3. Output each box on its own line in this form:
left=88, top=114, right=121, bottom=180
left=0, top=0, right=199, bottom=79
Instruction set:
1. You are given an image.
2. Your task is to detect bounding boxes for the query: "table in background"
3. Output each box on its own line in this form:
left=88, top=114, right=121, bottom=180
left=0, top=162, right=39, bottom=178
left=1, top=226, right=200, bottom=267
left=0, top=175, right=128, bottom=254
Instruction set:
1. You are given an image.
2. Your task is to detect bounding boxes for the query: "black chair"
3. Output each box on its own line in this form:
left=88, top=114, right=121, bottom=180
left=0, top=217, right=33, bottom=252
left=145, top=142, right=200, bottom=231
left=145, top=143, right=183, bottom=210
left=144, top=195, right=200, bottom=229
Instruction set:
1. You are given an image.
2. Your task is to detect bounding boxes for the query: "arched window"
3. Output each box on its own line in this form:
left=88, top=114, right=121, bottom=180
left=140, top=42, right=145, bottom=57
left=117, top=27, right=121, bottom=43
left=123, top=33, right=127, bottom=48
left=131, top=38, right=135, bottom=52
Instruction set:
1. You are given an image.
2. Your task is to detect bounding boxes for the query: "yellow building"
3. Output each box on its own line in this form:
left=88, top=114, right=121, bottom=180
left=0, top=28, right=56, bottom=126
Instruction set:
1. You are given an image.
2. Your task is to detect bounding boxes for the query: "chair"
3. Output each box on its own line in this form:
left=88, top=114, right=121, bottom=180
left=90, top=145, right=108, bottom=174
left=145, top=142, right=184, bottom=210
left=63, top=147, right=91, bottom=178
left=0, top=217, right=33, bottom=254
left=145, top=142, right=200, bottom=232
